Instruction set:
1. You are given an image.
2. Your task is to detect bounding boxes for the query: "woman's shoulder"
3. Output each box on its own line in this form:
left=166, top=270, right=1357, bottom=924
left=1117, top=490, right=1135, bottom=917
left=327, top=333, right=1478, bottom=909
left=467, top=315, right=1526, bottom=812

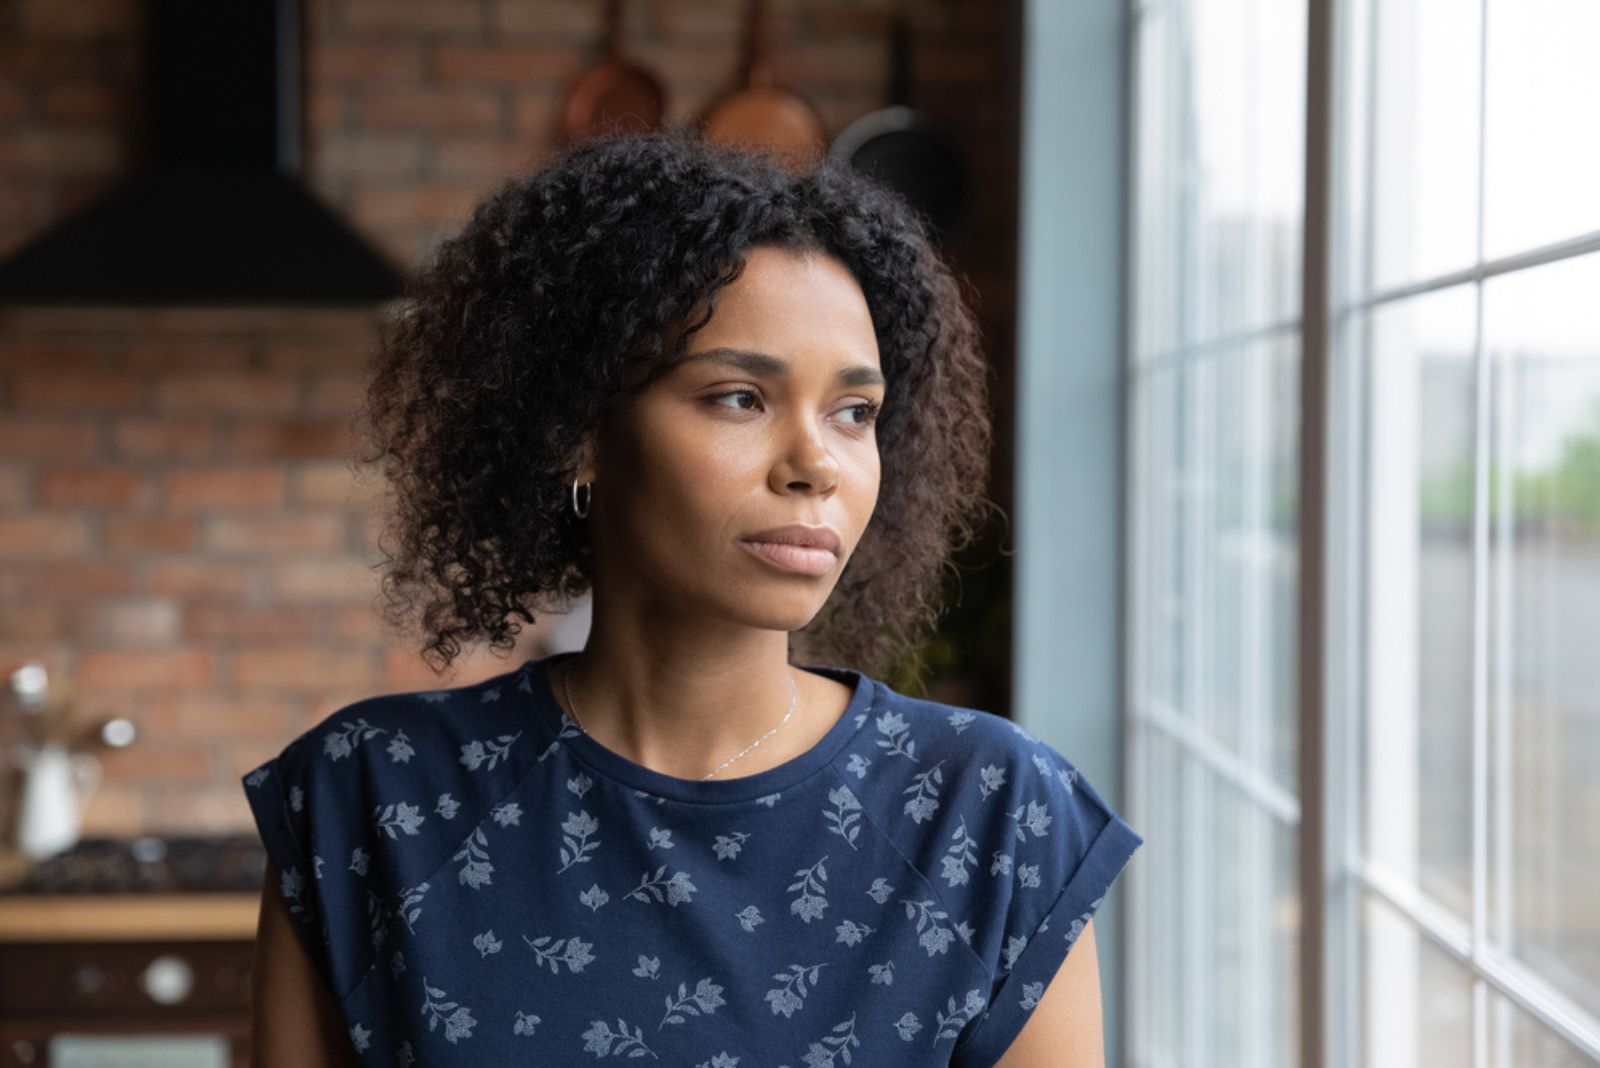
left=834, top=678, right=1143, bottom=1063
left=237, top=660, right=546, bottom=1000
left=850, top=676, right=1136, bottom=865
left=250, top=664, right=537, bottom=817
left=256, top=658, right=537, bottom=783
left=849, top=677, right=1067, bottom=779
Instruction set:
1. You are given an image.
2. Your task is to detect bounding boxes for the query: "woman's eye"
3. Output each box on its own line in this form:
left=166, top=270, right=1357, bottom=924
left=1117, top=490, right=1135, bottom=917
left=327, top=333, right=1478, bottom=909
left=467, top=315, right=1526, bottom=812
left=710, top=389, right=761, bottom=411
left=708, top=391, right=880, bottom=428
left=842, top=401, right=882, bottom=427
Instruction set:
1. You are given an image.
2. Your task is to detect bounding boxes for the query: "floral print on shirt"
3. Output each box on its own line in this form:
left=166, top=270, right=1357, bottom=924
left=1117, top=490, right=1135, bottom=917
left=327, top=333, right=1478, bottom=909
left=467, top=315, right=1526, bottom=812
left=242, top=654, right=1142, bottom=1066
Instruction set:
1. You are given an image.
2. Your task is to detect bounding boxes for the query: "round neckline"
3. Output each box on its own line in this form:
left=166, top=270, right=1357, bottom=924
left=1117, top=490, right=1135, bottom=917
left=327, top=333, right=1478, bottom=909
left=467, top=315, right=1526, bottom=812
left=521, top=650, right=876, bottom=805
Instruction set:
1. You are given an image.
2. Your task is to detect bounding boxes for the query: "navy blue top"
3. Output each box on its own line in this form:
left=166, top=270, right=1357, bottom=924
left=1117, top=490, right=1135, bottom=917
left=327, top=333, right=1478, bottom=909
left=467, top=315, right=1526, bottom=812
left=240, top=651, right=1143, bottom=1066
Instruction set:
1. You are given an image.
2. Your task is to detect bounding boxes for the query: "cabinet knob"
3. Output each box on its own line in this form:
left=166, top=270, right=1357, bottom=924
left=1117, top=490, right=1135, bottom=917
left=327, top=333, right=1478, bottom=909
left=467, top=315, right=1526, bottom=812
left=69, top=963, right=105, bottom=996
left=139, top=954, right=194, bottom=1005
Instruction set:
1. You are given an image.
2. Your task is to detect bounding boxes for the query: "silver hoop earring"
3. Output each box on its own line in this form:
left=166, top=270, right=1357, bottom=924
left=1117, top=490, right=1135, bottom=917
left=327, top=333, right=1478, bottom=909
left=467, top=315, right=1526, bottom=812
left=571, top=475, right=591, bottom=519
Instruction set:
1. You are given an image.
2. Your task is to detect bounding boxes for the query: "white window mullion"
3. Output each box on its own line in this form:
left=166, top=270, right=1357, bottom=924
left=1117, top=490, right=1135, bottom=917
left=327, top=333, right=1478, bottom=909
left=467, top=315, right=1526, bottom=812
left=1344, top=228, right=1600, bottom=318
left=1327, top=0, right=1373, bottom=1060
left=1354, top=859, right=1600, bottom=1058
left=1242, top=347, right=1270, bottom=1068
left=1141, top=320, right=1301, bottom=374
left=1361, top=270, right=1422, bottom=1068
left=1190, top=350, right=1209, bottom=1061
left=1488, top=318, right=1515, bottom=1068
left=1138, top=698, right=1301, bottom=826
left=1469, top=271, right=1490, bottom=1068
left=1249, top=1, right=1304, bottom=1026
left=1469, top=0, right=1492, bottom=1063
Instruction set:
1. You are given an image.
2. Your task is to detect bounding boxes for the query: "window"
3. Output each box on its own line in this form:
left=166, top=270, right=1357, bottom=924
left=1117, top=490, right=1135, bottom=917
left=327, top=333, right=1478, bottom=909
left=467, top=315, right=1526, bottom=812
left=1126, top=0, right=1307, bottom=1064
left=1337, top=0, right=1600, bottom=1062
left=1127, top=0, right=1600, bottom=1063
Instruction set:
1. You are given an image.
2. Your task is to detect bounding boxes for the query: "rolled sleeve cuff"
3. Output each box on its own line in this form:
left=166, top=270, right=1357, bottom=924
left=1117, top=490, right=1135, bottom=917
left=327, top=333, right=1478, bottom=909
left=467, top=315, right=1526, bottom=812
left=951, top=811, right=1144, bottom=1067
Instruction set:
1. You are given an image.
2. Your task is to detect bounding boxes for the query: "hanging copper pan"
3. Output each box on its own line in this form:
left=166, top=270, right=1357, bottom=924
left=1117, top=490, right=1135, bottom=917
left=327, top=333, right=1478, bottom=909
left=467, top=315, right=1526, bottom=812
left=696, top=0, right=827, bottom=172
left=557, top=0, right=666, bottom=145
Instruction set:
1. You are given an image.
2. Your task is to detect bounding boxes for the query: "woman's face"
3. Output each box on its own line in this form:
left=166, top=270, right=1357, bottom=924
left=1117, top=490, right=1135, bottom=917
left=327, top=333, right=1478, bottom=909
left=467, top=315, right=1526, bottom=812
left=583, top=245, right=885, bottom=632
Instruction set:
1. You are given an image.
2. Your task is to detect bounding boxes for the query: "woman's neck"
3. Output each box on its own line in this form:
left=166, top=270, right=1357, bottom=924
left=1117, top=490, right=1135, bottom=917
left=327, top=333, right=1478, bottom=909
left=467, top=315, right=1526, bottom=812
left=551, top=635, right=833, bottom=780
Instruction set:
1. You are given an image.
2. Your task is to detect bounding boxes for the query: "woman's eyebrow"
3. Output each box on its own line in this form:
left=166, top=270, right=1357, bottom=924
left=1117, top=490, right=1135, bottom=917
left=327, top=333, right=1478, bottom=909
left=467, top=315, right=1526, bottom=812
left=681, top=346, right=885, bottom=389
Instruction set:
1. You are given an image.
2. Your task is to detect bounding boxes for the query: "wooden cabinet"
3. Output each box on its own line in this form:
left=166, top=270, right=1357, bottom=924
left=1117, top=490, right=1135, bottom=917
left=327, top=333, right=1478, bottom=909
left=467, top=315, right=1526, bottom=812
left=0, top=895, right=260, bottom=1068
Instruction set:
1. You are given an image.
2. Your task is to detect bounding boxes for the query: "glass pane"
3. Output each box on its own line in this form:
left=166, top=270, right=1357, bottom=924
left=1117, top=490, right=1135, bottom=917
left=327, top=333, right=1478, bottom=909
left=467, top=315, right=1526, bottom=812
left=1336, top=0, right=1372, bottom=303
left=1483, top=0, right=1600, bottom=259
left=1131, top=0, right=1307, bottom=360
left=1131, top=363, right=1184, bottom=713
left=1132, top=2, right=1183, bottom=362
left=1194, top=339, right=1300, bottom=787
left=1359, top=893, right=1476, bottom=1068
left=1264, top=337, right=1300, bottom=792
left=1189, top=352, right=1236, bottom=751
left=1129, top=1, right=1308, bottom=1061
left=1362, top=285, right=1478, bottom=921
left=1489, top=993, right=1595, bottom=1068
left=1369, top=0, right=1483, bottom=292
left=1186, top=0, right=1307, bottom=344
left=1484, top=251, right=1600, bottom=1022
left=1137, top=728, right=1299, bottom=1067
left=1207, top=760, right=1300, bottom=1066
left=1136, top=730, right=1185, bottom=1064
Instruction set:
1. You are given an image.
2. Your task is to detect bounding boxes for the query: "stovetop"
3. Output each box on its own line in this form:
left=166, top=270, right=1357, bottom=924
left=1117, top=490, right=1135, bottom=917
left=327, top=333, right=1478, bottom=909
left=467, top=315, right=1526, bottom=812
left=2, top=834, right=267, bottom=895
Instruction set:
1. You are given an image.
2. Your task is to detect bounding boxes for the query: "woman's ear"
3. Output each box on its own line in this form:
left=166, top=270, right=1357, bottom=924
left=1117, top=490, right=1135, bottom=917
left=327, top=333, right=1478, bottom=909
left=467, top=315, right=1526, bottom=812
left=570, top=437, right=599, bottom=486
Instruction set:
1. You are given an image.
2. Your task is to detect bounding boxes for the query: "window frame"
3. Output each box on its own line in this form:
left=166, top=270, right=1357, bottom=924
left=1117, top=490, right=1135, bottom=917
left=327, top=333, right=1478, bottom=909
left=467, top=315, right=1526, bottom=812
left=1124, top=0, right=1600, bottom=1063
left=1329, top=0, right=1600, bottom=1060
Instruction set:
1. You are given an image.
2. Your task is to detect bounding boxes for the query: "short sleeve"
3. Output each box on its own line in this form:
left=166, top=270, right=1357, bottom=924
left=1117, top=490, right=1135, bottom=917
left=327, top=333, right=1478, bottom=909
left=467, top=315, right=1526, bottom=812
left=241, top=732, right=378, bottom=1003
left=949, top=743, right=1144, bottom=1067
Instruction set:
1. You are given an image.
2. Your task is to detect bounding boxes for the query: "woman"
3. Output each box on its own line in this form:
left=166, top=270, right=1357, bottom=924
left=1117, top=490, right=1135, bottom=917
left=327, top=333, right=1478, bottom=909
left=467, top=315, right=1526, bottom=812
left=242, top=128, right=1142, bottom=1067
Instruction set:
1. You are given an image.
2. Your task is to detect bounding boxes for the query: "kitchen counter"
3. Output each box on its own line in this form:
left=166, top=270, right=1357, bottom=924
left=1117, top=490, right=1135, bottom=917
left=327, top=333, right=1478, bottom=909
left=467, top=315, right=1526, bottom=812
left=0, top=838, right=264, bottom=942
left=0, top=893, right=260, bottom=942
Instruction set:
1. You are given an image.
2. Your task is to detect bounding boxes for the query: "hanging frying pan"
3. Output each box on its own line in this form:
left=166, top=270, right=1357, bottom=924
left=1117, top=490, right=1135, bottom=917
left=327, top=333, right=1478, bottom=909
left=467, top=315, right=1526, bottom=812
left=557, top=0, right=666, bottom=145
left=696, top=0, right=827, bottom=173
left=829, top=0, right=972, bottom=245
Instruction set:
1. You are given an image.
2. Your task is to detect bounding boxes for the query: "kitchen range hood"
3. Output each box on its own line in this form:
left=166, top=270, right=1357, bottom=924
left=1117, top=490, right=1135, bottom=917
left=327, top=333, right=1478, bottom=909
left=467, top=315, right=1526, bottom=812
left=0, top=0, right=404, bottom=306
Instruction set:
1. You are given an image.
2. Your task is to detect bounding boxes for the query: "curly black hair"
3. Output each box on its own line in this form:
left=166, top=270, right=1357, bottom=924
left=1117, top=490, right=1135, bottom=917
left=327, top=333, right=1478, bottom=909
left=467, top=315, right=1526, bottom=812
left=355, top=126, right=996, bottom=683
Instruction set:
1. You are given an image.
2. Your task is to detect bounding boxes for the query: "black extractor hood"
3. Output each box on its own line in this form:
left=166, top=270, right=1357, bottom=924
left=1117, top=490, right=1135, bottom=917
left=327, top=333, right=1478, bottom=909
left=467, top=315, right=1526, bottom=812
left=0, top=0, right=404, bottom=306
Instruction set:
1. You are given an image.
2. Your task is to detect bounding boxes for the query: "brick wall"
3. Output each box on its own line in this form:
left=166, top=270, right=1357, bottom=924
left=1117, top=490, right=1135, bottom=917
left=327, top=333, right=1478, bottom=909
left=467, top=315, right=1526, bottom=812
left=0, top=306, right=560, bottom=836
left=0, top=0, right=1019, bottom=839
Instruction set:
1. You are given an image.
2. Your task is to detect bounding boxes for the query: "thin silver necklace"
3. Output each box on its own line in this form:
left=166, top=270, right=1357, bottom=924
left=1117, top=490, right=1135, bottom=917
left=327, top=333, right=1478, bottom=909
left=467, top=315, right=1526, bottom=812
left=559, top=659, right=798, bottom=780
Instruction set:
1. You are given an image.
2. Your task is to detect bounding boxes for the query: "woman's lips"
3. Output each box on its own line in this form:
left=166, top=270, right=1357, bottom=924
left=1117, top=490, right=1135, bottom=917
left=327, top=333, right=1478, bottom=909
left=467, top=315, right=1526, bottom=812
left=740, top=539, right=837, bottom=576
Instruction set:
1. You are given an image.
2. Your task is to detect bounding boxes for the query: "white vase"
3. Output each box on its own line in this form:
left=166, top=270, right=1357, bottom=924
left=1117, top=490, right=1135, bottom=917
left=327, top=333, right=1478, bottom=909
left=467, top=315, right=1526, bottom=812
left=16, top=742, right=102, bottom=861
